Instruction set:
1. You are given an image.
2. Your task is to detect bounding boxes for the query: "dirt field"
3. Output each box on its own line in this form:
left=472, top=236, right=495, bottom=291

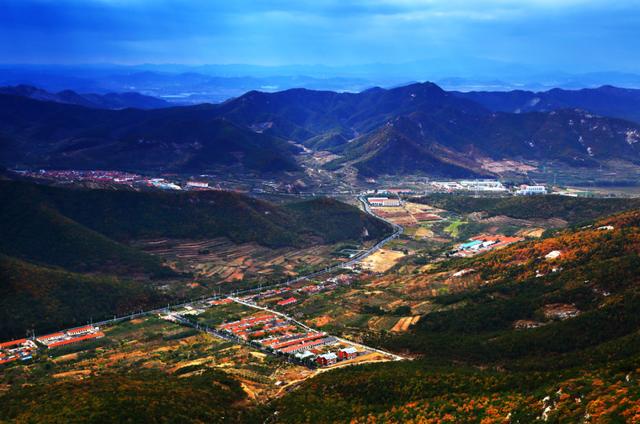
left=371, top=203, right=443, bottom=236
left=135, top=237, right=341, bottom=284
left=518, top=227, right=546, bottom=238
left=390, top=316, right=421, bottom=332
left=413, top=226, right=434, bottom=238
left=478, top=158, right=537, bottom=174
left=360, top=248, right=406, bottom=272
left=310, top=315, right=333, bottom=327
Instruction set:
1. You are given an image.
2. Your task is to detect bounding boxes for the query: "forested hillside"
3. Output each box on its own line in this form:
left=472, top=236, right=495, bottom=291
left=268, top=209, right=640, bottom=422
left=0, top=181, right=390, bottom=250
left=0, top=181, right=391, bottom=339
left=0, top=255, right=166, bottom=339
left=416, top=194, right=640, bottom=223
left=0, top=370, right=249, bottom=423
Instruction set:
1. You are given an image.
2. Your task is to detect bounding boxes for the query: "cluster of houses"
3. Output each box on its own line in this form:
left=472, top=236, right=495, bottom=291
left=430, top=180, right=508, bottom=193
left=243, top=287, right=292, bottom=303
left=35, top=325, right=105, bottom=349
left=218, top=314, right=299, bottom=340
left=241, top=274, right=355, bottom=308
left=147, top=179, right=215, bottom=191
left=11, top=169, right=221, bottom=192
left=13, top=169, right=142, bottom=185
left=296, top=274, right=354, bottom=296
left=308, top=347, right=360, bottom=366
left=453, top=234, right=523, bottom=257
left=217, top=313, right=363, bottom=368
left=0, top=339, right=36, bottom=365
left=0, top=325, right=104, bottom=366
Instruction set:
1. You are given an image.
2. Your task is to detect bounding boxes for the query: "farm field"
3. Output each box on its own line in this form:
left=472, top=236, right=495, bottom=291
left=359, top=248, right=406, bottom=272
left=371, top=201, right=444, bottom=230
left=0, top=314, right=312, bottom=401
left=135, top=237, right=346, bottom=287
left=270, top=197, right=567, bottom=341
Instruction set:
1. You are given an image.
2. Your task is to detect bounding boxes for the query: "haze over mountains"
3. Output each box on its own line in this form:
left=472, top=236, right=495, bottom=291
left=2, top=81, right=640, bottom=179
left=0, top=85, right=170, bottom=110
left=3, top=64, right=640, bottom=104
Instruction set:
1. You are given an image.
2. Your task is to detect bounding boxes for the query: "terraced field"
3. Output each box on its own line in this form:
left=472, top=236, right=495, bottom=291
left=135, top=238, right=343, bottom=284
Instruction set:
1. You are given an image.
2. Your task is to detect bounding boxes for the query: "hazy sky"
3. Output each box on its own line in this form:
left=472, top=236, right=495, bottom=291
left=2, top=0, right=639, bottom=73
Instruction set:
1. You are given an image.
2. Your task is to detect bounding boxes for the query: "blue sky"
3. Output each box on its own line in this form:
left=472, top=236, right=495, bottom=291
left=2, top=0, right=639, bottom=74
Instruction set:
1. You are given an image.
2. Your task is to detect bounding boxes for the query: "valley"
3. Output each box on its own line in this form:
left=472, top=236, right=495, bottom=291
left=4, top=1, right=640, bottom=422
left=3, top=179, right=640, bottom=422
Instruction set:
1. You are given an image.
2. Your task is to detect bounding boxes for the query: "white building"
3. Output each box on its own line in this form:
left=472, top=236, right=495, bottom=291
left=431, top=181, right=464, bottom=191
left=516, top=185, right=547, bottom=195
left=186, top=181, right=209, bottom=189
left=545, top=250, right=562, bottom=260
left=294, top=350, right=315, bottom=361
left=459, top=180, right=507, bottom=192
left=367, top=197, right=400, bottom=207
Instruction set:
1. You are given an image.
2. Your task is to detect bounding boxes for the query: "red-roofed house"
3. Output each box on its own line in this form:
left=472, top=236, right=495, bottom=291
left=36, top=332, right=66, bottom=344
left=66, top=325, right=97, bottom=336
left=338, top=347, right=358, bottom=360
left=0, top=338, right=27, bottom=349
left=316, top=352, right=338, bottom=366
left=277, top=297, right=297, bottom=306
left=46, top=332, right=105, bottom=349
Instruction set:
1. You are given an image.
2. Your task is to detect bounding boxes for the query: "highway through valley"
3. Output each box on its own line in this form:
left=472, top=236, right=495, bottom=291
left=86, top=195, right=408, bottom=365
left=94, top=195, right=404, bottom=328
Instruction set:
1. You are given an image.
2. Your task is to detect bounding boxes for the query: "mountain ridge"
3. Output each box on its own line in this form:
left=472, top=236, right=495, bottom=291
left=3, top=82, right=640, bottom=177
left=0, top=84, right=170, bottom=110
left=454, top=85, right=640, bottom=124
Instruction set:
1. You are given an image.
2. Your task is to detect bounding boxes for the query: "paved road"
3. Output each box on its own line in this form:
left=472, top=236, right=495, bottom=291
left=230, top=297, right=407, bottom=361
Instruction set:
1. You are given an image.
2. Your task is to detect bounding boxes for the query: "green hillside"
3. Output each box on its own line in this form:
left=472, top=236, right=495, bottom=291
left=0, top=181, right=390, bottom=249
left=0, top=370, right=248, bottom=423
left=284, top=197, right=391, bottom=243
left=0, top=255, right=166, bottom=339
left=0, top=182, right=171, bottom=276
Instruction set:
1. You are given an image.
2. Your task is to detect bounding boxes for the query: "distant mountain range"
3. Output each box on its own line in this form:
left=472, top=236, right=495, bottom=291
left=454, top=85, right=640, bottom=124
left=0, top=85, right=170, bottom=110
left=214, top=82, right=640, bottom=177
left=2, top=82, right=640, bottom=177
left=3, top=64, right=640, bottom=103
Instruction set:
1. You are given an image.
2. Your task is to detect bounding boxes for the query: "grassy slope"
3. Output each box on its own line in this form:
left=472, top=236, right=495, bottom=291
left=0, top=254, right=166, bottom=339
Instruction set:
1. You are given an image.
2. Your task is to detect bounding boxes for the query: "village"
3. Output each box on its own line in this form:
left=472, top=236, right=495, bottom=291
left=0, top=325, right=104, bottom=366
left=0, top=183, right=562, bottom=374
left=158, top=271, right=400, bottom=369
left=0, top=269, right=400, bottom=373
